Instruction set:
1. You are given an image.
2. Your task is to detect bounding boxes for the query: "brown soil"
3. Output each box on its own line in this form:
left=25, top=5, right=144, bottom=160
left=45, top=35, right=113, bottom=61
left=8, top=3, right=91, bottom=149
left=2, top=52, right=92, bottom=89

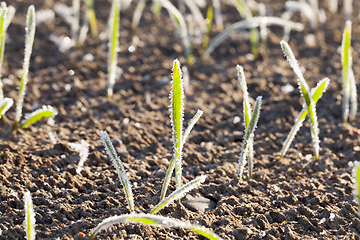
left=1, top=0, right=360, bottom=239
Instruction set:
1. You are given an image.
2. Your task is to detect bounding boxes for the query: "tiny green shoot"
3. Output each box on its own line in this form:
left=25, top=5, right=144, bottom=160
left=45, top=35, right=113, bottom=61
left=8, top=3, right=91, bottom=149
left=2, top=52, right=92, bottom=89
left=131, top=0, right=146, bottom=37
left=90, top=213, right=223, bottom=240
left=14, top=5, right=36, bottom=130
left=170, top=59, right=184, bottom=194
left=151, top=175, right=206, bottom=214
left=202, top=5, right=213, bottom=52
left=0, top=2, right=7, bottom=101
left=353, top=161, right=360, bottom=216
left=237, top=96, right=262, bottom=178
left=280, top=78, right=329, bottom=159
left=280, top=40, right=322, bottom=160
left=156, top=0, right=192, bottom=66
left=237, top=65, right=255, bottom=179
left=0, top=97, right=13, bottom=119
left=101, top=130, right=134, bottom=212
left=161, top=109, right=203, bottom=200
left=212, top=0, right=223, bottom=31
left=232, top=0, right=259, bottom=58
left=86, top=0, right=98, bottom=39
left=23, top=191, right=36, bottom=240
left=20, top=105, right=58, bottom=129
left=107, top=0, right=120, bottom=101
left=204, top=17, right=303, bottom=58
left=341, top=21, right=356, bottom=123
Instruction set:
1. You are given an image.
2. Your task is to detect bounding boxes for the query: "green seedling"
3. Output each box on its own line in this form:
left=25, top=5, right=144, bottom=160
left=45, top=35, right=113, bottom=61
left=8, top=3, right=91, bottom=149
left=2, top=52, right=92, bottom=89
left=237, top=65, right=255, bottom=179
left=280, top=40, right=325, bottom=160
left=152, top=1, right=162, bottom=20
left=232, top=0, right=259, bottom=58
left=160, top=109, right=203, bottom=200
left=183, top=0, right=206, bottom=33
left=68, top=139, right=89, bottom=174
left=204, top=17, right=303, bottom=59
left=170, top=59, right=184, bottom=194
left=0, top=2, right=16, bottom=101
left=107, top=0, right=120, bottom=101
left=341, top=21, right=356, bottom=123
left=151, top=174, right=206, bottom=214
left=353, top=161, right=360, bottom=216
left=237, top=96, right=262, bottom=178
left=76, top=0, right=98, bottom=46
left=156, top=0, right=192, bottom=66
left=23, top=191, right=35, bottom=240
left=85, top=0, right=98, bottom=39
left=280, top=78, right=330, bottom=159
left=14, top=5, right=35, bottom=130
left=20, top=105, right=58, bottom=129
left=131, top=0, right=146, bottom=37
left=90, top=213, right=223, bottom=240
left=202, top=5, right=213, bottom=52
left=0, top=97, right=13, bottom=119
left=212, top=0, right=223, bottom=31
left=101, top=130, right=134, bottom=212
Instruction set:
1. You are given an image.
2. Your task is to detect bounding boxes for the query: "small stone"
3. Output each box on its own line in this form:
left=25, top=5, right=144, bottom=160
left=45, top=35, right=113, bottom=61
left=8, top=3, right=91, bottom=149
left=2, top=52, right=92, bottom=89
left=182, top=197, right=216, bottom=213
left=160, top=158, right=169, bottom=166
left=233, top=227, right=251, bottom=240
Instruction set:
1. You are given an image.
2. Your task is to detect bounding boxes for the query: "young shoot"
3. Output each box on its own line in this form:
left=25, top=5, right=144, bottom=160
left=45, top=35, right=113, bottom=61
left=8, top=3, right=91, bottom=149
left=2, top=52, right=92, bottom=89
left=341, top=21, right=356, bottom=123
left=90, top=213, right=223, bottom=240
left=107, top=0, right=120, bottom=101
left=101, top=130, right=134, bottom=212
left=23, top=191, right=36, bottom=240
left=170, top=59, right=184, bottom=193
left=156, top=0, right=192, bottom=66
left=237, top=96, right=262, bottom=178
left=280, top=40, right=324, bottom=160
left=14, top=5, right=36, bottom=130
left=0, top=97, right=13, bottom=119
left=353, top=161, right=360, bottom=216
left=204, top=17, right=303, bottom=58
left=68, top=139, right=89, bottom=174
left=151, top=175, right=206, bottom=214
left=20, top=105, right=58, bottom=129
left=237, top=65, right=255, bottom=179
left=161, top=109, right=203, bottom=200
left=202, top=5, right=213, bottom=52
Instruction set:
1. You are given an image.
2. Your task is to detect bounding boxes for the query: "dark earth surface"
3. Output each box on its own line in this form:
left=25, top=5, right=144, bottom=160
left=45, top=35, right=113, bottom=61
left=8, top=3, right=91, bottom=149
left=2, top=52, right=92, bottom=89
left=1, top=0, right=360, bottom=239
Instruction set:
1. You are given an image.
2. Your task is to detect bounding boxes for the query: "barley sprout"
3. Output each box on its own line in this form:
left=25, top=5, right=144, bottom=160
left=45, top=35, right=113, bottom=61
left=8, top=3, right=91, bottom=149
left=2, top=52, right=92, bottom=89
left=101, top=130, right=134, bottom=212
left=151, top=175, right=206, bottom=214
left=14, top=5, right=36, bottom=130
left=107, top=0, right=120, bottom=101
left=353, top=161, right=360, bottom=216
left=90, top=213, right=223, bottom=240
left=161, top=109, right=203, bottom=200
left=23, top=191, right=36, bottom=240
left=237, top=96, right=262, bottom=178
left=280, top=40, right=323, bottom=160
left=20, top=105, right=58, bottom=129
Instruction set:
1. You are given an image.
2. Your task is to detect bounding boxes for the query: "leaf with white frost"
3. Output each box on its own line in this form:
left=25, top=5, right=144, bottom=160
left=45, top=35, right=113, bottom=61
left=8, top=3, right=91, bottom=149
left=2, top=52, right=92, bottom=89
left=0, top=98, right=13, bottom=118
left=23, top=191, right=36, bottom=240
left=101, top=130, right=134, bottom=212
left=161, top=109, right=203, bottom=200
left=14, top=5, right=36, bottom=130
left=90, top=213, right=223, bottom=240
left=68, top=139, right=90, bottom=174
left=152, top=175, right=206, bottom=214
left=237, top=96, right=262, bottom=178
left=20, top=105, right=58, bottom=129
left=280, top=78, right=330, bottom=159
left=280, top=40, right=321, bottom=160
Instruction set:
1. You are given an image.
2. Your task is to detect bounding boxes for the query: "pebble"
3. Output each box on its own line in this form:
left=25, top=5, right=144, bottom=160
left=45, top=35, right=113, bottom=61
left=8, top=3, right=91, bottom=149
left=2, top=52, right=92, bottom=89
left=233, top=227, right=251, bottom=240
left=182, top=197, right=216, bottom=213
